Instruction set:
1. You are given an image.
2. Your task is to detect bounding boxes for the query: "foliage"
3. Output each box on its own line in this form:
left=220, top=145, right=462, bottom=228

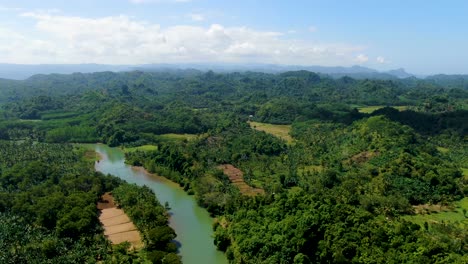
left=112, top=183, right=180, bottom=262
left=0, top=140, right=128, bottom=262
left=0, top=70, right=467, bottom=263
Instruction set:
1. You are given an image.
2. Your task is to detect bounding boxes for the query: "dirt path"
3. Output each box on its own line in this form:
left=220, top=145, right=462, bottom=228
left=98, top=192, right=143, bottom=249
left=218, top=164, right=264, bottom=196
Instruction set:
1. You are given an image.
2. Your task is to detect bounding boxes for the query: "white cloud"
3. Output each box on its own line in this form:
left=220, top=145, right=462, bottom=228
left=377, top=56, right=386, bottom=64
left=308, top=26, right=318, bottom=33
left=189, top=13, right=205, bottom=21
left=0, top=5, right=22, bottom=12
left=130, top=0, right=191, bottom=4
left=3, top=13, right=366, bottom=65
left=355, top=54, right=369, bottom=63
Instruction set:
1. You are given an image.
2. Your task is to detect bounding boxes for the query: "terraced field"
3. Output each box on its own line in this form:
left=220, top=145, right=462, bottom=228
left=97, top=192, right=143, bottom=249
left=218, top=164, right=264, bottom=196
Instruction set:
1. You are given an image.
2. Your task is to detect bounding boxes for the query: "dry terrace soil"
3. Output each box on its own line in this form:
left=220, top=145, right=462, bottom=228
left=218, top=164, right=265, bottom=196
left=97, top=192, right=143, bottom=249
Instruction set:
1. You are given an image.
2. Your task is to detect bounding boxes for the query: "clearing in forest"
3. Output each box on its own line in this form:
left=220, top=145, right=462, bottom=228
left=403, top=197, right=468, bottom=228
left=151, top=133, right=199, bottom=142
left=248, top=121, right=293, bottom=143
left=98, top=192, right=143, bottom=249
left=299, top=165, right=324, bottom=175
left=218, top=164, right=264, bottom=196
left=349, top=150, right=379, bottom=164
left=462, top=168, right=468, bottom=180
left=357, top=105, right=408, bottom=113
left=123, top=144, right=158, bottom=153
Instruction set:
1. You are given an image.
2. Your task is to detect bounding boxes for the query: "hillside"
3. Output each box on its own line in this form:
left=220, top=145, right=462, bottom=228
left=0, top=70, right=467, bottom=263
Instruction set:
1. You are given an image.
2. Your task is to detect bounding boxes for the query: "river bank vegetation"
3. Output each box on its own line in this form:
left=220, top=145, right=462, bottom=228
left=0, top=140, right=179, bottom=263
left=1, top=70, right=467, bottom=263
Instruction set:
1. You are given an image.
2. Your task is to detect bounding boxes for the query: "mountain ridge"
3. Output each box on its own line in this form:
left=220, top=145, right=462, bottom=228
left=0, top=62, right=439, bottom=81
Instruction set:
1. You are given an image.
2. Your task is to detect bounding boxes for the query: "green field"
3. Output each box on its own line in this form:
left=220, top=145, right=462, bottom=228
left=299, top=165, right=324, bottom=175
left=140, top=133, right=200, bottom=143
left=248, top=121, right=293, bottom=143
left=436, top=146, right=450, bottom=153
left=123, top=145, right=158, bottom=153
left=463, top=168, right=468, bottom=180
left=403, top=198, right=468, bottom=228
left=158, top=133, right=198, bottom=141
left=357, top=105, right=408, bottom=114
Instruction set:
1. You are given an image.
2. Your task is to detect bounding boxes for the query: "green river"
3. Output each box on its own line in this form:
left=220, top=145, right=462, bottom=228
left=92, top=144, right=228, bottom=264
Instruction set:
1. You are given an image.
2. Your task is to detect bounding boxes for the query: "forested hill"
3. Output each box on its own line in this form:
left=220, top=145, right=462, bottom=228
left=0, top=70, right=467, bottom=102
left=0, top=70, right=466, bottom=143
left=0, top=70, right=467, bottom=263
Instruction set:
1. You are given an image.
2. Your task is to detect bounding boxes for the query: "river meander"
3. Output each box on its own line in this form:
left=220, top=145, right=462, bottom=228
left=92, top=144, right=227, bottom=264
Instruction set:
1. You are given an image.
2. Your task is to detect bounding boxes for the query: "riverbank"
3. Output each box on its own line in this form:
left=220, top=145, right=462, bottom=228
left=93, top=144, right=228, bottom=264
left=97, top=192, right=143, bottom=250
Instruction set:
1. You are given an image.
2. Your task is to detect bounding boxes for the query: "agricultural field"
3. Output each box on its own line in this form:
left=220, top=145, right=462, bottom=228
left=248, top=121, right=293, bottom=143
left=218, top=164, right=265, bottom=196
left=403, top=198, right=468, bottom=228
left=98, top=192, right=143, bottom=249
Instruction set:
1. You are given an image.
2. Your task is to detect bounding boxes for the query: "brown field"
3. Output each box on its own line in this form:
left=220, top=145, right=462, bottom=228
left=404, top=198, right=468, bottom=228
left=350, top=151, right=379, bottom=164
left=218, top=164, right=264, bottom=196
left=83, top=150, right=99, bottom=162
left=98, top=193, right=143, bottom=249
left=412, top=203, right=453, bottom=215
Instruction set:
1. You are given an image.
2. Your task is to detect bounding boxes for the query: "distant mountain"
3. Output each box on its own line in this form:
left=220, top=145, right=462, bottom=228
left=136, top=64, right=413, bottom=80
left=424, top=74, right=468, bottom=89
left=0, top=63, right=131, bottom=80
left=0, top=63, right=414, bottom=80
left=384, top=68, right=413, bottom=79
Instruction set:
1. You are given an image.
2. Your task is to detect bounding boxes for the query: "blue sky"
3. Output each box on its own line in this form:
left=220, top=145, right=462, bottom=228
left=1, top=0, right=467, bottom=74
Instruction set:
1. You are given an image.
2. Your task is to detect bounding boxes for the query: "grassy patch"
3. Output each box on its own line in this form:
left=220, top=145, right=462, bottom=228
left=41, top=111, right=80, bottom=120
left=462, top=168, right=468, bottom=180
left=19, top=119, right=43, bottom=122
left=140, top=133, right=199, bottom=143
left=299, top=165, right=324, bottom=175
left=82, top=149, right=100, bottom=162
left=403, top=198, right=468, bottom=228
left=357, top=105, right=408, bottom=114
left=436, top=146, right=450, bottom=153
left=123, top=145, right=158, bottom=153
left=462, top=167, right=468, bottom=176
left=248, top=121, right=293, bottom=143
left=158, top=133, right=198, bottom=141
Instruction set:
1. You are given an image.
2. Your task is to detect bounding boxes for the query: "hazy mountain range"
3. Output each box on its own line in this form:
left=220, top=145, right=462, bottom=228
left=0, top=63, right=460, bottom=81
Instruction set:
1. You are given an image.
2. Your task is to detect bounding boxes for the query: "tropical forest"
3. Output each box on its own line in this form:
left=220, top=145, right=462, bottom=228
left=0, top=69, right=467, bottom=263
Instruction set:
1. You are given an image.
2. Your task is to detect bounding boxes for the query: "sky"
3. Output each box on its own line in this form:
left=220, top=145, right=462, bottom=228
left=0, top=0, right=467, bottom=74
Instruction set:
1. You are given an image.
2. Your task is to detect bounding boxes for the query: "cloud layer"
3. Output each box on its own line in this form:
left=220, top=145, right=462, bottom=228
left=1, top=12, right=367, bottom=65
